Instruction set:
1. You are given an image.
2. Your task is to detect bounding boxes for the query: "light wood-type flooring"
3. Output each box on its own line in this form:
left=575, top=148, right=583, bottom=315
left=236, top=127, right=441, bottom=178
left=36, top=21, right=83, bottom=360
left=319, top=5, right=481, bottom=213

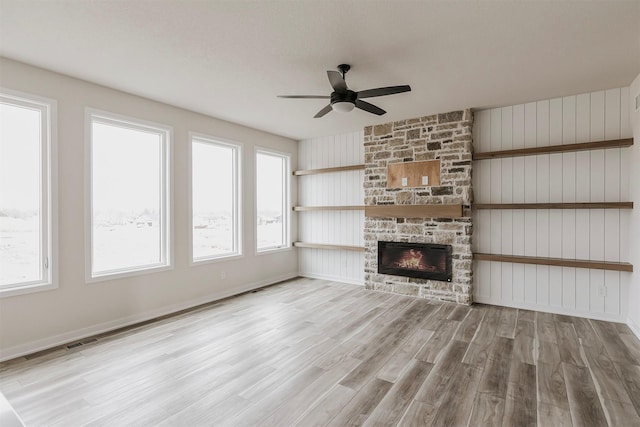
left=1, top=278, right=640, bottom=426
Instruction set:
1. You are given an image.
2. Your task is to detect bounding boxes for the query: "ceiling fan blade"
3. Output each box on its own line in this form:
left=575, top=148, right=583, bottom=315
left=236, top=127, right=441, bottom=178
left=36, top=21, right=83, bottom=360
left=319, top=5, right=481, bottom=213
left=355, top=99, right=386, bottom=116
left=314, top=104, right=333, bottom=118
left=278, top=95, right=330, bottom=99
left=327, top=70, right=347, bottom=92
left=357, top=85, right=411, bottom=99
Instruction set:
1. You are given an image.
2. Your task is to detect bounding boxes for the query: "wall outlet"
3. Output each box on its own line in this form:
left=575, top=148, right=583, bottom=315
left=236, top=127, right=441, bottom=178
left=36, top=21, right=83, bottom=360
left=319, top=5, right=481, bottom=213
left=220, top=271, right=226, bottom=280
left=401, top=177, right=408, bottom=186
left=597, top=284, right=606, bottom=298
left=421, top=175, right=429, bottom=185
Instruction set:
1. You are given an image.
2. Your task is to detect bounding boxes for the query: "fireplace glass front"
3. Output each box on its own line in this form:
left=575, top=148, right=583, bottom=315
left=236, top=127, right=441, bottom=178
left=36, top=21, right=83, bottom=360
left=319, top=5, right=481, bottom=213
left=378, top=241, right=452, bottom=282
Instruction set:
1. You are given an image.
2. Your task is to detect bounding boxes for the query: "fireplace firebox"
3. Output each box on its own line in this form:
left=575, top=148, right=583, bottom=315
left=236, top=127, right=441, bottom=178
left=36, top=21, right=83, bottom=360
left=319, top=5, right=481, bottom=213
left=378, top=241, right=452, bottom=282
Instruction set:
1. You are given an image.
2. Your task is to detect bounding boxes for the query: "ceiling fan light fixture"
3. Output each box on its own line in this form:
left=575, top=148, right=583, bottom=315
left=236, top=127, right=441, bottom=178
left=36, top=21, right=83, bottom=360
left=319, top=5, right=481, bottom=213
left=332, top=101, right=355, bottom=113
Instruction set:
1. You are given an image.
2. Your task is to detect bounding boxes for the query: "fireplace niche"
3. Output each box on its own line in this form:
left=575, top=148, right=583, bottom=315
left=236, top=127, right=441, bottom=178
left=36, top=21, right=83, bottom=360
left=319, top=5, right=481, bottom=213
left=378, top=241, right=452, bottom=282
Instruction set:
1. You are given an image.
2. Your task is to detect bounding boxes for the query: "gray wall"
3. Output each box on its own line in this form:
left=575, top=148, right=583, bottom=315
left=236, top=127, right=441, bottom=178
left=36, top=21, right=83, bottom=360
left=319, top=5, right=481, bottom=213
left=0, top=58, right=298, bottom=359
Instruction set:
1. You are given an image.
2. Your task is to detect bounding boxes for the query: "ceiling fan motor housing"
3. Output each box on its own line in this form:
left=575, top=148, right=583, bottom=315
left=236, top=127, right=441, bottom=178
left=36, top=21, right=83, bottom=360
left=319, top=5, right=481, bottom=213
left=330, top=90, right=357, bottom=106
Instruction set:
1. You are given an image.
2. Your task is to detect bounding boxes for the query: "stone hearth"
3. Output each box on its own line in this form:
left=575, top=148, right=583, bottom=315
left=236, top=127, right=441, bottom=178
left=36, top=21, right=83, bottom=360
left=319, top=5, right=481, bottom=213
left=363, top=110, right=473, bottom=304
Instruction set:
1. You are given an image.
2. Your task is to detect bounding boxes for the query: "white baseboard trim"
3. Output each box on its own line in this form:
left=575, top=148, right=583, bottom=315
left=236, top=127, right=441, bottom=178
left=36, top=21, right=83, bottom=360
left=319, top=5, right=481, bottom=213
left=627, top=316, right=640, bottom=341
left=474, top=295, right=626, bottom=323
left=0, top=272, right=298, bottom=362
left=298, top=272, right=364, bottom=286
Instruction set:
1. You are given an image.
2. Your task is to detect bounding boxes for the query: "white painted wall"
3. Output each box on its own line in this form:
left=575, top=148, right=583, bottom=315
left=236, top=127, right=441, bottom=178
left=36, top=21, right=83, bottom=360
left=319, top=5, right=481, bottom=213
left=472, top=87, right=633, bottom=322
left=297, top=132, right=365, bottom=285
left=0, top=58, right=298, bottom=361
left=627, top=73, right=640, bottom=337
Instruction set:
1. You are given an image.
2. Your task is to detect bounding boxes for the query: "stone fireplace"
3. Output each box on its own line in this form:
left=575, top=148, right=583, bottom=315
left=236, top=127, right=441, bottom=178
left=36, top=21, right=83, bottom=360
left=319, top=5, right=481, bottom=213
left=363, top=110, right=473, bottom=304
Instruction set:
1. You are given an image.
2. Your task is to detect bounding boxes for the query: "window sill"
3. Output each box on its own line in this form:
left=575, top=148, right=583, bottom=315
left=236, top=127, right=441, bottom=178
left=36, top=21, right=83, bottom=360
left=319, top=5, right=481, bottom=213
left=190, top=253, right=244, bottom=266
left=0, top=282, right=58, bottom=298
left=256, top=246, right=292, bottom=256
left=87, top=264, right=173, bottom=284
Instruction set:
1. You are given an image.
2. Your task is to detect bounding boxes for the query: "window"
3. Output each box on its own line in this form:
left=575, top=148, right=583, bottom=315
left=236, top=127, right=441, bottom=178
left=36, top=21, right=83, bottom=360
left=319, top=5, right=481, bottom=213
left=87, top=110, right=171, bottom=280
left=256, top=149, right=290, bottom=252
left=0, top=90, right=56, bottom=297
left=191, top=134, right=241, bottom=262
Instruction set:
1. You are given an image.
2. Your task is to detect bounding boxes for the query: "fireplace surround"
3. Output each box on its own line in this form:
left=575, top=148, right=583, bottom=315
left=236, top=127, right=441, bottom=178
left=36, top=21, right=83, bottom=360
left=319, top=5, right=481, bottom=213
left=363, top=110, right=473, bottom=304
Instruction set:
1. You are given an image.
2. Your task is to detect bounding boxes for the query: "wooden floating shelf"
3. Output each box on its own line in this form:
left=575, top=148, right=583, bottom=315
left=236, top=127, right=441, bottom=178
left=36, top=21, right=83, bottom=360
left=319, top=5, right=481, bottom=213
left=365, top=204, right=462, bottom=219
left=473, top=202, right=634, bottom=210
left=293, top=206, right=364, bottom=211
left=473, top=138, right=633, bottom=160
left=474, top=253, right=633, bottom=272
left=293, top=164, right=365, bottom=176
left=293, top=242, right=365, bottom=252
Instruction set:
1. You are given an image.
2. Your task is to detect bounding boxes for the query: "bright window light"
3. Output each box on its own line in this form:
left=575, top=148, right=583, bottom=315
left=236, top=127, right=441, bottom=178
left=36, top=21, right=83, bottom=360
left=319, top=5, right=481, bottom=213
left=191, top=135, right=241, bottom=262
left=88, top=111, right=171, bottom=279
left=0, top=91, right=56, bottom=296
left=256, top=150, right=290, bottom=252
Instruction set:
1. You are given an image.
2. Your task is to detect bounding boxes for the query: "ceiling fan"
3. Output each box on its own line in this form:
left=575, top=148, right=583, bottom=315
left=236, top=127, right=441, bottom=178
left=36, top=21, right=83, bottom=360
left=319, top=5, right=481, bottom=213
left=278, top=64, right=411, bottom=118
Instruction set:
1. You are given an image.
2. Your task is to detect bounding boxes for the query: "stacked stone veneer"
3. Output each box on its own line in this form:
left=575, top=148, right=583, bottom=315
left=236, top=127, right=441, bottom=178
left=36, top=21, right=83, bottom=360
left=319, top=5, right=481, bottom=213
left=363, top=109, right=473, bottom=304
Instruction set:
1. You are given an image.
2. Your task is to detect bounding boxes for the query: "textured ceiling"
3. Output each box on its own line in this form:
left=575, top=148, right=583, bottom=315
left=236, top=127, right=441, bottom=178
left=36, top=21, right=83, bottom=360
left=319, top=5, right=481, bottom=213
left=1, top=0, right=638, bottom=140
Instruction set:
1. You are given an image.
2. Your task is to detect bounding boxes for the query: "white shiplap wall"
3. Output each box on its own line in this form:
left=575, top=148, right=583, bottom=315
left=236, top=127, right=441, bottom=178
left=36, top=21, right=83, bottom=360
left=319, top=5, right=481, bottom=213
left=297, top=131, right=365, bottom=284
left=473, top=87, right=632, bottom=321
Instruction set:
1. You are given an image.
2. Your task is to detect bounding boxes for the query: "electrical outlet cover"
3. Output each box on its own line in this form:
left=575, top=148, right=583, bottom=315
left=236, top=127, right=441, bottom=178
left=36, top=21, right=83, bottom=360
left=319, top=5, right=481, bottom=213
left=401, top=177, right=408, bottom=186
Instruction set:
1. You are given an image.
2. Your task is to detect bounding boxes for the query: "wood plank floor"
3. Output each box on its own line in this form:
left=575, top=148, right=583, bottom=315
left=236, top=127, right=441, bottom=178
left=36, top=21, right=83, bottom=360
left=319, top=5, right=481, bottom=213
left=1, top=278, right=640, bottom=426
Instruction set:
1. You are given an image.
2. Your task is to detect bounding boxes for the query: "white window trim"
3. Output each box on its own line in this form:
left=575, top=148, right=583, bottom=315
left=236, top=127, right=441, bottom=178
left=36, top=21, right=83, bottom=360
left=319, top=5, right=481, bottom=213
left=188, top=132, right=243, bottom=265
left=255, top=147, right=291, bottom=254
left=0, top=88, right=58, bottom=298
left=85, top=108, right=173, bottom=283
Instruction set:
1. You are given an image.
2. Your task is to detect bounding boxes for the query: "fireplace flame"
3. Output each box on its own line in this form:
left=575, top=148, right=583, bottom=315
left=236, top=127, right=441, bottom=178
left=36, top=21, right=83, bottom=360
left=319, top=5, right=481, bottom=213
left=396, top=249, right=423, bottom=269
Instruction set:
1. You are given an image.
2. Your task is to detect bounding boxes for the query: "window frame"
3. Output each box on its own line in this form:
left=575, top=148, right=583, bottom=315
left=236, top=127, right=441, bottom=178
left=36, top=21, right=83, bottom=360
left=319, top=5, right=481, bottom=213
left=188, top=132, right=243, bottom=265
left=85, top=108, right=173, bottom=283
left=255, top=147, right=291, bottom=254
left=0, top=88, right=58, bottom=298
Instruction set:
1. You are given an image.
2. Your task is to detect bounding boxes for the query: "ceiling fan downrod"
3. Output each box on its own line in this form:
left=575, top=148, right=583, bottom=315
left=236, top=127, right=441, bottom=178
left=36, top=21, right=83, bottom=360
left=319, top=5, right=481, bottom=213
left=337, top=64, right=351, bottom=80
